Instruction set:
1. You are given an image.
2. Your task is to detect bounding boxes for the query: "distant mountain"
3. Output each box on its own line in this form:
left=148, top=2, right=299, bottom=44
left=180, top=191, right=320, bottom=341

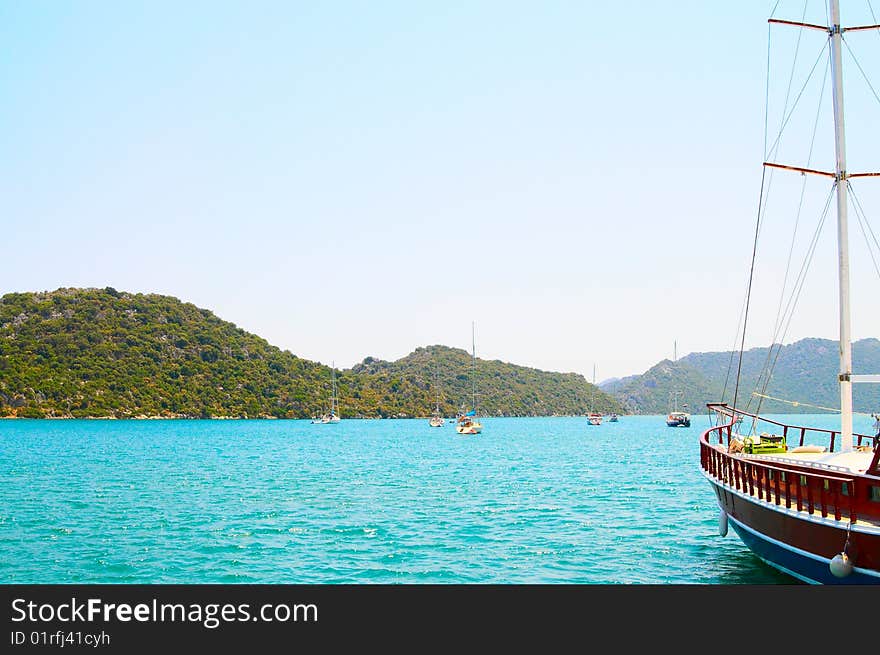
left=0, top=288, right=622, bottom=419
left=600, top=338, right=880, bottom=415
left=352, top=345, right=624, bottom=418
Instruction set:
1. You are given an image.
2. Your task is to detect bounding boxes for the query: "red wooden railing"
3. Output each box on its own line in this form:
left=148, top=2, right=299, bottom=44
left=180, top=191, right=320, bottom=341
left=700, top=404, right=880, bottom=524
left=706, top=402, right=876, bottom=452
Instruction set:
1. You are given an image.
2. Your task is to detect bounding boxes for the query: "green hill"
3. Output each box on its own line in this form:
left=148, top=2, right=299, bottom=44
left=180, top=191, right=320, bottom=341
left=600, top=338, right=880, bottom=415
left=0, top=288, right=622, bottom=419
left=352, top=345, right=623, bottom=418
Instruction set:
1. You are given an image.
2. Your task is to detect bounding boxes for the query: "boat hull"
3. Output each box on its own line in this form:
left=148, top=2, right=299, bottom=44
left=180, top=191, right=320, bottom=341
left=456, top=423, right=482, bottom=434
left=706, top=475, right=880, bottom=584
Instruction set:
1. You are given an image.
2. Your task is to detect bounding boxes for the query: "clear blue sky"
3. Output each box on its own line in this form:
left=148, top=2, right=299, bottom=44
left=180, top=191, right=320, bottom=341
left=2, top=1, right=878, bottom=381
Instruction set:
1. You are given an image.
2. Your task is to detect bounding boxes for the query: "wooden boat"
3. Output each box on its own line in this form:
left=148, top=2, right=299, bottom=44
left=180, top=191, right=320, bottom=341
left=699, top=1, right=880, bottom=584
left=702, top=404, right=880, bottom=583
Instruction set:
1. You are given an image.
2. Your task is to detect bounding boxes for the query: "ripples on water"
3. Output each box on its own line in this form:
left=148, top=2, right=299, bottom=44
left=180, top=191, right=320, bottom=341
left=0, top=415, right=834, bottom=584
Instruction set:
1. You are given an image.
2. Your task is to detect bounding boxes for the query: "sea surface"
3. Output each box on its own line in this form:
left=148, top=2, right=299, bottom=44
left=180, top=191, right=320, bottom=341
left=2, top=413, right=871, bottom=584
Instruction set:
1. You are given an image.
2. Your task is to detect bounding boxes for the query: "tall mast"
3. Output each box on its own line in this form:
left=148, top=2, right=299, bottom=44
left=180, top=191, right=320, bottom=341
left=331, top=361, right=338, bottom=415
left=830, top=0, right=853, bottom=452
left=672, top=342, right=678, bottom=412
left=434, top=361, right=440, bottom=413
left=471, top=321, right=476, bottom=413
left=592, top=363, right=596, bottom=413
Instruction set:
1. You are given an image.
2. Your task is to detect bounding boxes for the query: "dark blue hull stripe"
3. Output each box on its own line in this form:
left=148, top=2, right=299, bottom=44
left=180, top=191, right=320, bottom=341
left=726, top=514, right=880, bottom=585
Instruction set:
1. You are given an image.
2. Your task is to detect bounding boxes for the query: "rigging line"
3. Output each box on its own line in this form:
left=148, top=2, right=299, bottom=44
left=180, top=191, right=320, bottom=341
left=849, top=180, right=880, bottom=256
left=756, top=17, right=781, bottom=245
left=771, top=59, right=830, bottom=343
left=753, top=186, right=835, bottom=418
left=754, top=391, right=877, bottom=417
left=764, top=19, right=772, bottom=156
left=721, top=292, right=748, bottom=406
left=867, top=0, right=880, bottom=39
left=734, top=165, right=770, bottom=414
left=764, top=39, right=829, bottom=162
left=751, top=392, right=841, bottom=413
left=739, top=5, right=785, bottom=414
left=842, top=37, right=880, bottom=107
left=743, top=2, right=812, bottom=415
left=771, top=0, right=811, bottom=163
left=848, top=181, right=880, bottom=280
left=768, top=186, right=835, bottom=352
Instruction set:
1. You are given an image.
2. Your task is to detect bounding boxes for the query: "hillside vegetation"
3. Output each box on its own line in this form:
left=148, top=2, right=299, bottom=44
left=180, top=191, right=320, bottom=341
left=353, top=345, right=624, bottom=417
left=600, top=338, right=880, bottom=415
left=0, top=288, right=621, bottom=419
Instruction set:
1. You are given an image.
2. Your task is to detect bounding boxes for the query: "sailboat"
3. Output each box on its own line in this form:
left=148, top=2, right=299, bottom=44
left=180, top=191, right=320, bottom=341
left=699, top=1, right=880, bottom=584
left=312, top=362, right=341, bottom=424
left=456, top=322, right=483, bottom=435
left=429, top=362, right=444, bottom=428
left=666, top=391, right=690, bottom=428
left=666, top=342, right=690, bottom=427
left=587, top=364, right=602, bottom=426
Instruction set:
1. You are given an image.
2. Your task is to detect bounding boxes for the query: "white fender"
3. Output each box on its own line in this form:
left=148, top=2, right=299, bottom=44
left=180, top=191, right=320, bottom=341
left=718, top=509, right=728, bottom=537
left=830, top=552, right=853, bottom=578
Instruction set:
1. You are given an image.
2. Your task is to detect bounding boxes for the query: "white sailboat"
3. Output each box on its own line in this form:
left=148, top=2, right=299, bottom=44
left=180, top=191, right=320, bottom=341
left=429, top=362, right=444, bottom=427
left=456, top=322, right=483, bottom=435
left=312, top=362, right=341, bottom=424
left=587, top=364, right=602, bottom=425
left=666, top=341, right=690, bottom=427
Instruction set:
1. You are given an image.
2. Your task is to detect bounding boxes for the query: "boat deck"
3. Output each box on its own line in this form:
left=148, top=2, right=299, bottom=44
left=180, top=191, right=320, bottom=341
left=741, top=448, right=877, bottom=476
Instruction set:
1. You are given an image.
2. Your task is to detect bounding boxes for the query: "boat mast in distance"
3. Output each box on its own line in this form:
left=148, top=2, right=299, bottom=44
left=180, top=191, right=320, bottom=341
left=456, top=321, right=483, bottom=434
left=587, top=363, right=602, bottom=425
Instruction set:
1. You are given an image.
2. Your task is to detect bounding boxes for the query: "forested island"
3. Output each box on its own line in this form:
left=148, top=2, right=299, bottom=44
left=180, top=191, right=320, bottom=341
left=0, top=288, right=623, bottom=419
left=3, top=288, right=873, bottom=419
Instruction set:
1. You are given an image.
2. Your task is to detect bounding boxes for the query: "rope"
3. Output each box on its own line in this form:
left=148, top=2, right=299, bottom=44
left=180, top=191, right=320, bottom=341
left=733, top=11, right=816, bottom=414
left=763, top=40, right=829, bottom=161
left=752, top=187, right=835, bottom=417
left=849, top=182, right=880, bottom=281
left=869, top=0, right=880, bottom=40
left=842, top=38, right=880, bottom=108
left=751, top=391, right=875, bottom=416
left=733, top=164, right=767, bottom=413
left=771, top=56, right=828, bottom=342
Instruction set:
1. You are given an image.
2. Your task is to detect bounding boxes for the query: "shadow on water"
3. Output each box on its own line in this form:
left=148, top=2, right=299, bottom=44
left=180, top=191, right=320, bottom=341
left=708, top=548, right=804, bottom=585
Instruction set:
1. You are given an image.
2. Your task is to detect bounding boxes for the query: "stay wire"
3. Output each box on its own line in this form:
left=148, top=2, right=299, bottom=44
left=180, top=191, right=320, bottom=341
left=842, top=38, right=880, bottom=108
left=850, top=182, right=880, bottom=281
left=753, top=187, right=835, bottom=418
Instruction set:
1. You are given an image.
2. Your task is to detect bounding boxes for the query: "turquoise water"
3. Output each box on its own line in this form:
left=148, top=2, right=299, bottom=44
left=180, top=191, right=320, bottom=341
left=2, top=413, right=869, bottom=584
